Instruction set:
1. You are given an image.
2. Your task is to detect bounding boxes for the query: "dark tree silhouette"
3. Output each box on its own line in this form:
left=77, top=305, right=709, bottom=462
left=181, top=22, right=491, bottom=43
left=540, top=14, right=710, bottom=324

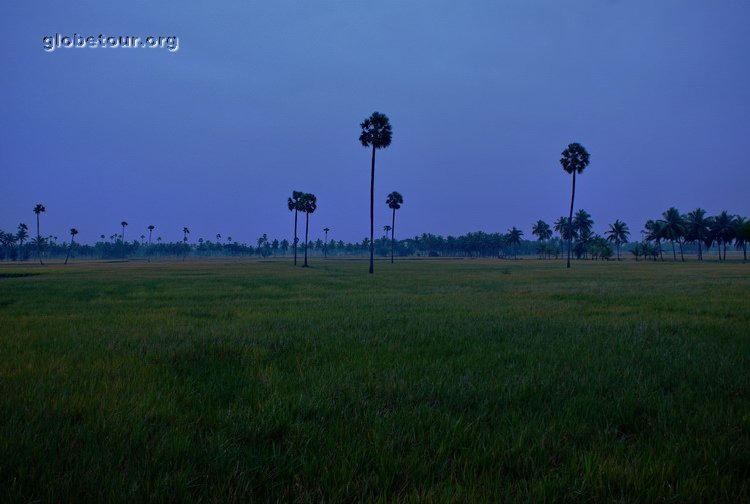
left=559, top=143, right=590, bottom=268
left=323, top=227, right=330, bottom=259
left=532, top=220, right=552, bottom=258
left=711, top=211, right=735, bottom=261
left=661, top=207, right=686, bottom=261
left=386, top=191, right=403, bottom=264
left=605, top=220, right=630, bottom=261
left=288, top=190, right=304, bottom=266
left=33, top=204, right=46, bottom=265
left=507, top=227, right=523, bottom=259
left=16, top=223, right=29, bottom=261
left=299, top=193, right=317, bottom=267
left=359, top=111, right=393, bottom=274
left=120, top=221, right=128, bottom=243
left=736, top=218, right=750, bottom=261
left=684, top=209, right=708, bottom=260
left=553, top=216, right=568, bottom=257
left=64, top=228, right=78, bottom=265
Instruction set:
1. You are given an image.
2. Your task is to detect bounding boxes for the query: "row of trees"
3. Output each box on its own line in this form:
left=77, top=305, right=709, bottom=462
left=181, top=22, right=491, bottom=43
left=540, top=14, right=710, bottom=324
left=3, top=203, right=748, bottom=263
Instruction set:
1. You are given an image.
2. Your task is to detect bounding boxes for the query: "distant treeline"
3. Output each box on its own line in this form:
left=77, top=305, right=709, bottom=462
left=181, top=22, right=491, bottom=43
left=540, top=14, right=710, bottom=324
left=1, top=207, right=748, bottom=262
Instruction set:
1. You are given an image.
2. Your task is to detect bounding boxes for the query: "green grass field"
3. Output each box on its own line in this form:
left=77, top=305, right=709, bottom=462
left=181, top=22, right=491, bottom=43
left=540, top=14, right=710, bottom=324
left=1, top=259, right=748, bottom=502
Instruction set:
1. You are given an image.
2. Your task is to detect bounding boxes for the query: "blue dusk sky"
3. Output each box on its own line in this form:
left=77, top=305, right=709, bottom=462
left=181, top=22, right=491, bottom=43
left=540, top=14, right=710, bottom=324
left=1, top=1, right=748, bottom=244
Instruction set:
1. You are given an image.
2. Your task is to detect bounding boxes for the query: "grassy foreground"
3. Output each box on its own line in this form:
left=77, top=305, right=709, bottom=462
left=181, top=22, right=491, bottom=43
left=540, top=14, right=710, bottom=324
left=1, top=259, right=748, bottom=502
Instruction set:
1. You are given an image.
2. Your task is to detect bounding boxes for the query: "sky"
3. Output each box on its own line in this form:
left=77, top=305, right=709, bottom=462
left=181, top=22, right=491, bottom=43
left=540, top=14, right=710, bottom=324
left=2, top=0, right=749, bottom=244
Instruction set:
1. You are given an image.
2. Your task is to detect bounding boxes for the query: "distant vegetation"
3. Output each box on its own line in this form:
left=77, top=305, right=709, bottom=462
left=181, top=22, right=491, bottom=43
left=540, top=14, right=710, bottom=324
left=1, top=205, right=747, bottom=263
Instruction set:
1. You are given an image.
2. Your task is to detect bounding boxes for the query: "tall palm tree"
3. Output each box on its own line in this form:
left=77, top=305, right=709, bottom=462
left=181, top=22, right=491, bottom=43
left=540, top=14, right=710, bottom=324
left=33, top=203, right=46, bottom=265
left=559, top=143, right=590, bottom=268
left=383, top=225, right=391, bottom=238
left=684, top=208, right=708, bottom=260
left=386, top=191, right=403, bottom=264
left=16, top=223, right=28, bottom=261
left=120, top=221, right=128, bottom=243
left=299, top=193, right=317, bottom=267
left=64, top=228, right=78, bottom=265
left=323, top=227, right=330, bottom=259
left=605, top=220, right=630, bottom=261
left=661, top=207, right=686, bottom=261
left=359, top=111, right=393, bottom=274
left=288, top=190, right=304, bottom=266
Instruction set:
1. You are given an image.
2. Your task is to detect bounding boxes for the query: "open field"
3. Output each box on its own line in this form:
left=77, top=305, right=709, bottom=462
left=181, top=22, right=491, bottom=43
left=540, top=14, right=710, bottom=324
left=1, top=259, right=749, bottom=502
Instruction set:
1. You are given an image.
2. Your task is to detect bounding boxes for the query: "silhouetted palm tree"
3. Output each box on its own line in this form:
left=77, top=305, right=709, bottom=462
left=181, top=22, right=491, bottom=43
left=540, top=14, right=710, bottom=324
left=507, top=227, right=523, bottom=259
left=682, top=209, right=706, bottom=260
left=323, top=227, right=330, bottom=259
left=16, top=223, right=28, bottom=261
left=288, top=190, right=304, bottom=266
left=553, top=216, right=568, bottom=257
left=33, top=204, right=46, bottom=265
left=148, top=225, right=155, bottom=244
left=386, top=191, right=403, bottom=264
left=559, top=143, right=590, bottom=268
left=120, top=221, right=128, bottom=243
left=216, top=233, right=221, bottom=243
left=64, top=228, right=78, bottom=265
left=359, top=111, right=393, bottom=274
left=532, top=220, right=552, bottom=258
left=644, top=220, right=665, bottom=261
left=300, top=193, right=317, bottom=267
left=605, top=220, right=630, bottom=260
left=711, top=211, right=735, bottom=261
left=661, top=207, right=686, bottom=261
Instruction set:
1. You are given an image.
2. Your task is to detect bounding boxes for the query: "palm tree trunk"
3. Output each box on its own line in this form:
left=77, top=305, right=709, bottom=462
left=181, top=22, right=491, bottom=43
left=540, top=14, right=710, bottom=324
left=723, top=241, right=727, bottom=261
left=324, top=232, right=328, bottom=259
left=698, top=240, right=702, bottom=261
left=369, top=145, right=376, bottom=274
left=671, top=240, right=676, bottom=261
left=293, top=209, right=298, bottom=266
left=567, top=171, right=576, bottom=268
left=303, top=212, right=309, bottom=267
left=64, top=238, right=73, bottom=265
left=36, top=213, right=43, bottom=265
left=679, top=241, right=684, bottom=262
left=391, top=207, right=396, bottom=264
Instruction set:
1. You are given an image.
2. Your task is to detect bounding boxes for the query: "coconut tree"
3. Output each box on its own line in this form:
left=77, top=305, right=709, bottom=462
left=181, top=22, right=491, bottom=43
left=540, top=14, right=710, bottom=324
left=33, top=204, right=46, bottom=265
left=359, top=111, right=393, bottom=274
left=120, top=221, right=128, bottom=243
left=684, top=209, right=708, bottom=260
left=323, top=227, right=330, bottom=259
left=507, top=227, right=523, bottom=259
left=605, top=220, right=630, bottom=260
left=64, top=228, right=78, bottom=264
left=559, top=143, right=590, bottom=268
left=299, top=193, right=317, bottom=267
left=385, top=191, right=403, bottom=264
left=660, top=207, right=685, bottom=261
left=711, top=211, right=735, bottom=261
left=288, top=190, right=304, bottom=266
left=644, top=220, right=665, bottom=261
left=553, top=216, right=569, bottom=257
left=531, top=220, right=552, bottom=258
left=16, top=223, right=29, bottom=261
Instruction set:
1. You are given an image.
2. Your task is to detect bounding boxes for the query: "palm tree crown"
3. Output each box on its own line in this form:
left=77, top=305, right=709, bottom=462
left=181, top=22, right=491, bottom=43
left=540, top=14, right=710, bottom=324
left=386, top=191, right=403, bottom=210
left=359, top=112, right=393, bottom=149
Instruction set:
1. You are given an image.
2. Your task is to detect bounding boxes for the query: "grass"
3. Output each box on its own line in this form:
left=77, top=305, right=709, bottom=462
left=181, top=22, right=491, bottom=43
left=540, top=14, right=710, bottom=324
left=1, top=258, right=749, bottom=502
